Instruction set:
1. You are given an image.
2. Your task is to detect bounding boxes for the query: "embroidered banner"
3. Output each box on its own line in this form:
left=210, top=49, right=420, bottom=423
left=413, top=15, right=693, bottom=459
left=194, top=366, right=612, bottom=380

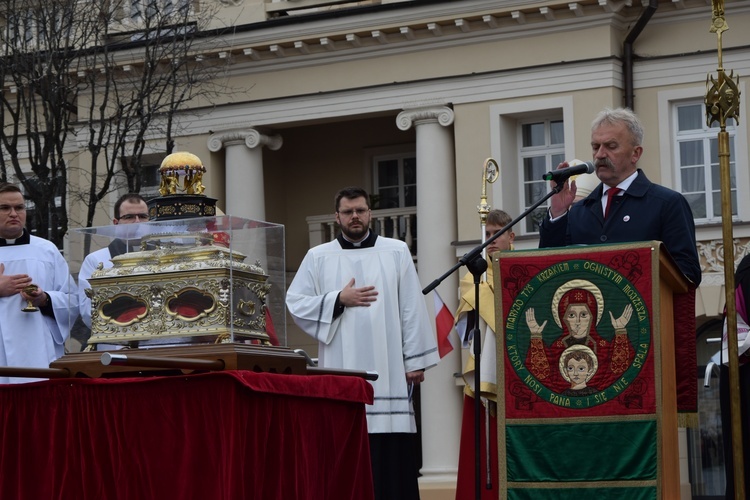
left=498, top=245, right=654, bottom=419
left=494, top=242, right=679, bottom=497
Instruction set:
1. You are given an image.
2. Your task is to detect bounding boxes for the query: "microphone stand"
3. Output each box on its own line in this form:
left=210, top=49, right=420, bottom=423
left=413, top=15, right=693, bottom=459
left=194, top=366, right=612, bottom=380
left=422, top=181, right=565, bottom=500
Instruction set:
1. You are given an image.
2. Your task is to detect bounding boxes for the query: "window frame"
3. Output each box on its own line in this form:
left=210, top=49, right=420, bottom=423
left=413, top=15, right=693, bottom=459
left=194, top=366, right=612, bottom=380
left=363, top=144, right=417, bottom=252
left=123, top=0, right=192, bottom=25
left=18, top=175, right=66, bottom=250
left=658, top=85, right=749, bottom=226
left=489, top=96, right=576, bottom=238
left=114, top=153, right=163, bottom=205
left=518, top=117, right=566, bottom=234
left=672, top=100, right=737, bottom=223
left=371, top=151, right=417, bottom=210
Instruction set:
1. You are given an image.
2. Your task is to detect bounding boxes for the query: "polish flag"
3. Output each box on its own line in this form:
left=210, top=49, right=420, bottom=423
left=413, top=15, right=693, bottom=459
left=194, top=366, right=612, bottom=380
left=433, top=290, right=455, bottom=358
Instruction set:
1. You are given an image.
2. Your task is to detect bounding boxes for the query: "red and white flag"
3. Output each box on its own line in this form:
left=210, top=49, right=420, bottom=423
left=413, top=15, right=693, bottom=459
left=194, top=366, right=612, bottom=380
left=433, top=290, right=455, bottom=358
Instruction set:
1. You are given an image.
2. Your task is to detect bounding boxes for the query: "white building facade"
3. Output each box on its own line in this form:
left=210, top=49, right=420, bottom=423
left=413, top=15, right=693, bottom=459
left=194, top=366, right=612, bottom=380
left=50, top=0, right=750, bottom=497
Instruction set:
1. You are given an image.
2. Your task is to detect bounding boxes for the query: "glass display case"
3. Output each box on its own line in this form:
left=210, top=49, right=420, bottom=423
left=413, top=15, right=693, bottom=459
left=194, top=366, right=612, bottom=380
left=70, top=215, right=286, bottom=349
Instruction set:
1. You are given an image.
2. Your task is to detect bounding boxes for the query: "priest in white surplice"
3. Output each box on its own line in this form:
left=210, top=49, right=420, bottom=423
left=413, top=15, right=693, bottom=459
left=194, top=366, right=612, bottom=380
left=287, top=186, right=439, bottom=500
left=0, top=183, right=79, bottom=383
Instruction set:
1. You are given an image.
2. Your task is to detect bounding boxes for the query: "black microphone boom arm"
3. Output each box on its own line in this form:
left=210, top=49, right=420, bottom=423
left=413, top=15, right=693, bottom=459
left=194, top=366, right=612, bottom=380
left=422, top=181, right=565, bottom=295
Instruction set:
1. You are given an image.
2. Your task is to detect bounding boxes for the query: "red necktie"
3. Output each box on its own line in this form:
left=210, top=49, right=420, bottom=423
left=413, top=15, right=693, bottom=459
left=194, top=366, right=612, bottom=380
left=604, top=187, right=622, bottom=219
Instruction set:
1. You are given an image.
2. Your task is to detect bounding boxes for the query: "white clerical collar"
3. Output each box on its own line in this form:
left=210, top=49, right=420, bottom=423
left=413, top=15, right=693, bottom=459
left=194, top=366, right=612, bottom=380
left=340, top=230, right=370, bottom=247
left=2, top=238, right=17, bottom=245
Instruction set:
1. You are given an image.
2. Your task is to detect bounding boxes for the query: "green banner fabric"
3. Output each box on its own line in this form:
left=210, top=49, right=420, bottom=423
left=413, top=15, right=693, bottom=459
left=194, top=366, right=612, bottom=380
left=507, top=486, right=656, bottom=500
left=506, top=420, right=657, bottom=482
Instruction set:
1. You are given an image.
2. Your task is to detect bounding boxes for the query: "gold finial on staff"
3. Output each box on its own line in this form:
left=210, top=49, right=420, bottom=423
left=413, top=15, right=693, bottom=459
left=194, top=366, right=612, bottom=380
left=709, top=0, right=728, bottom=64
left=478, top=158, right=499, bottom=226
left=705, top=0, right=740, bottom=130
left=706, top=2, right=743, bottom=498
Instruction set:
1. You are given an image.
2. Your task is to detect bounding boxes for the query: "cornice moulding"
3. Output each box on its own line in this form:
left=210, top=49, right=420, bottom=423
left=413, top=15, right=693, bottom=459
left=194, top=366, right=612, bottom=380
left=76, top=43, right=748, bottom=140
left=95, top=0, right=738, bottom=78
left=173, top=58, right=621, bottom=135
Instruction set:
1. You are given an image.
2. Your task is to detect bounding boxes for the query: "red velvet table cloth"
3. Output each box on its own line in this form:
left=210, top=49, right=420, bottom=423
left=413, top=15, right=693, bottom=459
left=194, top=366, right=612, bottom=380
left=0, top=370, right=374, bottom=500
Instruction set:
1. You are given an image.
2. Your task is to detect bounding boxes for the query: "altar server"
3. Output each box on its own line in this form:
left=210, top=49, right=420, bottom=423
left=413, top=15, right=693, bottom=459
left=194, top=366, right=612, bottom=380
left=287, top=186, right=439, bottom=500
left=0, top=182, right=78, bottom=383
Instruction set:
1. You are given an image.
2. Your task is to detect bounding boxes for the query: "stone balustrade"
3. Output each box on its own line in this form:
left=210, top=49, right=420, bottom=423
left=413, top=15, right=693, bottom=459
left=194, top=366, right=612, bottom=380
left=306, top=206, right=417, bottom=256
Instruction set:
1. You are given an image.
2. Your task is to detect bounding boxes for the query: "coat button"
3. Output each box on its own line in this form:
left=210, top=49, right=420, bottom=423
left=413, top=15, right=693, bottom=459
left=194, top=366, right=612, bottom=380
left=600, top=235, right=608, bottom=242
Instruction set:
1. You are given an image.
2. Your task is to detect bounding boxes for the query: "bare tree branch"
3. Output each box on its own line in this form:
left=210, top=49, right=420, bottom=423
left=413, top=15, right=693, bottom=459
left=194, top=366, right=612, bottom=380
left=0, top=0, right=230, bottom=247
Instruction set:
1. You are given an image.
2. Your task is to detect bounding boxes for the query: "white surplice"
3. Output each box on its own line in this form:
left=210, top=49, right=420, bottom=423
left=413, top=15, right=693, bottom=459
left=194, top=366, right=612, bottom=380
left=286, top=236, right=439, bottom=433
left=0, top=236, right=79, bottom=383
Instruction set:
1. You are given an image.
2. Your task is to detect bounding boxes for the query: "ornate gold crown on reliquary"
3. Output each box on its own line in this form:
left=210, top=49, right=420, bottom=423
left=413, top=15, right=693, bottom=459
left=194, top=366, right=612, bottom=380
left=148, top=151, right=217, bottom=220
left=84, top=152, right=272, bottom=348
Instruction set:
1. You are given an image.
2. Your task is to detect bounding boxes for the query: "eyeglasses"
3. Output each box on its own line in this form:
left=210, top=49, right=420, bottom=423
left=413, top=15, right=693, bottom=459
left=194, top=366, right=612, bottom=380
left=118, top=213, right=149, bottom=222
left=337, top=208, right=369, bottom=217
left=0, top=205, right=26, bottom=214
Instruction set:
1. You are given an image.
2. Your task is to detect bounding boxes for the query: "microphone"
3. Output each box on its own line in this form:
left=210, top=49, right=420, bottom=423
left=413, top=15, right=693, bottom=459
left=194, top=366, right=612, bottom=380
left=542, top=160, right=595, bottom=182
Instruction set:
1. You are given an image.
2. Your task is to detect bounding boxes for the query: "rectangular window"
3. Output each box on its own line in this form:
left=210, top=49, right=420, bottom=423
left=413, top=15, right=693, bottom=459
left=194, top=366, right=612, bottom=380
left=126, top=0, right=191, bottom=24
left=140, top=163, right=162, bottom=200
left=6, top=5, right=74, bottom=50
left=21, top=178, right=65, bottom=250
left=675, top=102, right=736, bottom=221
left=373, top=153, right=416, bottom=209
left=371, top=151, right=417, bottom=253
left=520, top=119, right=565, bottom=233
left=118, top=155, right=162, bottom=202
left=6, top=9, right=35, bottom=48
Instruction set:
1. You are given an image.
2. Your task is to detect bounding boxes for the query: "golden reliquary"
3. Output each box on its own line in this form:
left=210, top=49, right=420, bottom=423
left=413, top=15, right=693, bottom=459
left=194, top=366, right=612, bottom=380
left=85, top=231, right=272, bottom=348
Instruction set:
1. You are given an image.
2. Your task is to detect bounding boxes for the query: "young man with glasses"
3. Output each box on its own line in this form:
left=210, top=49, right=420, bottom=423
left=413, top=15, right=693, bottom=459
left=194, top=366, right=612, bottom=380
left=286, top=186, right=439, bottom=500
left=78, top=193, right=149, bottom=330
left=0, top=182, right=78, bottom=383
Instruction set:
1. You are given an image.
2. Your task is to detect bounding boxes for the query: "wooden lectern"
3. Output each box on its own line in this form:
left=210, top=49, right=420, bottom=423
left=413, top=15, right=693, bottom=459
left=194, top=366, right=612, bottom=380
left=493, top=241, right=687, bottom=499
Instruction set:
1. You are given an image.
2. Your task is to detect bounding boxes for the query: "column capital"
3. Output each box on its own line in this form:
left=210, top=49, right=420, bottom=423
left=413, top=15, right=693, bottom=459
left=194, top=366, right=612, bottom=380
left=207, top=128, right=283, bottom=152
left=396, top=105, right=454, bottom=131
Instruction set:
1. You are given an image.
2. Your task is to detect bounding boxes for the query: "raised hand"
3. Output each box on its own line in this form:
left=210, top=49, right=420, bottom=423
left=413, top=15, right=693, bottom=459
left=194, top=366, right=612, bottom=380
left=609, top=304, right=633, bottom=329
left=549, top=161, right=578, bottom=218
left=525, top=307, right=548, bottom=337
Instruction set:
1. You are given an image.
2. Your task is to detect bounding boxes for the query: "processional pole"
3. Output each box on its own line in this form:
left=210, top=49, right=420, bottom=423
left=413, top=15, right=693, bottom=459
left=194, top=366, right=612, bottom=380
left=479, top=158, right=499, bottom=255
left=705, top=1, right=744, bottom=498
left=470, top=158, right=498, bottom=498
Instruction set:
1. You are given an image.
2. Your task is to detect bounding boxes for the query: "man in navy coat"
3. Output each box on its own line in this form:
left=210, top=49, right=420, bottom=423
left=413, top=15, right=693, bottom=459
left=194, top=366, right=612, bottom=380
left=539, top=106, right=701, bottom=417
left=539, top=107, right=701, bottom=286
